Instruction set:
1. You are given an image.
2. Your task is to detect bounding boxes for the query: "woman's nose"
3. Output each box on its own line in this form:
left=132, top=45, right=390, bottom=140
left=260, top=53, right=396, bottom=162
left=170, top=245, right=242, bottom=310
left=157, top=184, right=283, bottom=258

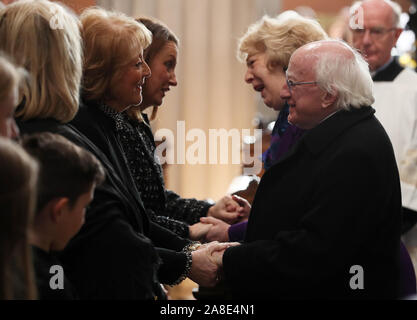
left=169, top=72, right=177, bottom=87
left=244, top=69, right=253, bottom=84
left=280, top=82, right=291, bottom=100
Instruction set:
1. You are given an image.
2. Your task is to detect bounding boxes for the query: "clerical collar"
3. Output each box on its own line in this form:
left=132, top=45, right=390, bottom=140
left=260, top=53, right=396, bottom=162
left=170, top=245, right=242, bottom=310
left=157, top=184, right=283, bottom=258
left=371, top=57, right=394, bottom=78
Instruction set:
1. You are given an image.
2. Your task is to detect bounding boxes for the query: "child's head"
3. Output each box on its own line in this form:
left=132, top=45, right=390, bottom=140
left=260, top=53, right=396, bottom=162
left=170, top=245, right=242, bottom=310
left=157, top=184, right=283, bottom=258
left=0, top=54, right=22, bottom=139
left=0, top=137, right=38, bottom=299
left=21, top=132, right=105, bottom=251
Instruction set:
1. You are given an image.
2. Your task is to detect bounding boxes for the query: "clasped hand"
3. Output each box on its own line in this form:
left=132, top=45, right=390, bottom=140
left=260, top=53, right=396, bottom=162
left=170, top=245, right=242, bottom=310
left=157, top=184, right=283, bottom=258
left=190, top=195, right=251, bottom=243
left=207, top=194, right=251, bottom=224
left=189, top=241, right=240, bottom=287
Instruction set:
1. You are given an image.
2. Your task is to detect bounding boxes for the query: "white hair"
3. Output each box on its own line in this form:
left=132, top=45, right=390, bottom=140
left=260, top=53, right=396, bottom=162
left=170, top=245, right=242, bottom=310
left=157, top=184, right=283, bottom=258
left=350, top=0, right=402, bottom=28
left=313, top=40, right=375, bottom=110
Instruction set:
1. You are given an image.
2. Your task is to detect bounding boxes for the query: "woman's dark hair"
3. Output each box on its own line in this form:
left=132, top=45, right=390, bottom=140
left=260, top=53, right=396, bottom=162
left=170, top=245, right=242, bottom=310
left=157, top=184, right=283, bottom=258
left=137, top=17, right=179, bottom=64
left=129, top=17, right=179, bottom=121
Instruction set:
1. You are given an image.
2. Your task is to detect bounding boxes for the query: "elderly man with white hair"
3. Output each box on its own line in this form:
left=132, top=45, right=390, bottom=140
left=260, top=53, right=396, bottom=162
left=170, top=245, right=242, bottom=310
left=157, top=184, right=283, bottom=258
left=212, top=40, right=402, bottom=299
left=350, top=0, right=417, bottom=237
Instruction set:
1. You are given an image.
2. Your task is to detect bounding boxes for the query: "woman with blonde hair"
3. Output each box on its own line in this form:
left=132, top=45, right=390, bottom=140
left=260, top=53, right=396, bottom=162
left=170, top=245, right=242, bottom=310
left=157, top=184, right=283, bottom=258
left=0, top=0, right=84, bottom=299
left=0, top=1, right=163, bottom=300
left=0, top=1, right=176, bottom=300
left=0, top=137, right=38, bottom=299
left=115, top=16, right=241, bottom=242
left=0, top=0, right=82, bottom=124
left=70, top=7, right=230, bottom=299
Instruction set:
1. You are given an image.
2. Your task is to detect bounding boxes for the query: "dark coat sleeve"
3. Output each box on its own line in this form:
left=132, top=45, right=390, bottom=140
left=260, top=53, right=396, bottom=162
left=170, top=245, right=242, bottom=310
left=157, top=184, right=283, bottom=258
left=150, top=208, right=190, bottom=238
left=62, top=211, right=161, bottom=300
left=57, top=128, right=163, bottom=299
left=164, top=190, right=213, bottom=225
left=148, top=221, right=190, bottom=285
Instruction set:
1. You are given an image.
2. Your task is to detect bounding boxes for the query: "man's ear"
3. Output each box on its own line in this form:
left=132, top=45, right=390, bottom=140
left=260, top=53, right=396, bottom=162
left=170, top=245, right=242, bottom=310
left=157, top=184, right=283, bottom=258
left=50, top=197, right=70, bottom=223
left=321, top=90, right=338, bottom=109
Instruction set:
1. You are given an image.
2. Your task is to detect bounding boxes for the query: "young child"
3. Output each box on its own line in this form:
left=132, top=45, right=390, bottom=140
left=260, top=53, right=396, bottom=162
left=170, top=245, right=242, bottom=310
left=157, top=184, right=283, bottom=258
left=21, top=132, right=105, bottom=299
left=0, top=54, right=22, bottom=139
left=0, top=137, right=38, bottom=299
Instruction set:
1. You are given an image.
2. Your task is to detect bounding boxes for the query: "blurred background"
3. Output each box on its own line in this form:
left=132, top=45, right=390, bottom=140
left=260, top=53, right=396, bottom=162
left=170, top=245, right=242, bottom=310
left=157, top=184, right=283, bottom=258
left=2, top=0, right=416, bottom=203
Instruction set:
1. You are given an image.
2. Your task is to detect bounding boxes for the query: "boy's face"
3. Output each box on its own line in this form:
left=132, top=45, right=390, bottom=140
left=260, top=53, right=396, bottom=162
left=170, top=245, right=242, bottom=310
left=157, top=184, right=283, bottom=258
left=53, top=184, right=95, bottom=251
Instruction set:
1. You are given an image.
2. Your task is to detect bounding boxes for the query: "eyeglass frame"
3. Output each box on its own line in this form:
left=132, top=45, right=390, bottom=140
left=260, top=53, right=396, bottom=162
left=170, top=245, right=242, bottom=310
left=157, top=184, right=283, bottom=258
left=285, top=72, right=318, bottom=95
left=350, top=26, right=397, bottom=39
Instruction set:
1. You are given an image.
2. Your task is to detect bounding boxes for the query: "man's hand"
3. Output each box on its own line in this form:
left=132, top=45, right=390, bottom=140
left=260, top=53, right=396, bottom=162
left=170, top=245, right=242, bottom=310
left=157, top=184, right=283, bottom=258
left=208, top=242, right=241, bottom=268
left=200, top=216, right=230, bottom=242
left=188, top=241, right=227, bottom=287
left=188, top=242, right=240, bottom=286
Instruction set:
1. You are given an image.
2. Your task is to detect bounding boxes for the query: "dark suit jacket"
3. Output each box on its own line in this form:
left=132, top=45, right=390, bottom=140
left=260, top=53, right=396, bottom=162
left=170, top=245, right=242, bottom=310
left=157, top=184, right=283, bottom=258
left=223, top=107, right=402, bottom=299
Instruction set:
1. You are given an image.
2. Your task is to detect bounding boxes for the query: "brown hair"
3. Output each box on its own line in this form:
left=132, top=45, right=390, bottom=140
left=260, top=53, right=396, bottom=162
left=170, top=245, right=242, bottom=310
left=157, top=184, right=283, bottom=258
left=21, top=132, right=105, bottom=212
left=138, top=17, right=179, bottom=64
left=0, top=138, right=38, bottom=299
left=128, top=17, right=179, bottom=122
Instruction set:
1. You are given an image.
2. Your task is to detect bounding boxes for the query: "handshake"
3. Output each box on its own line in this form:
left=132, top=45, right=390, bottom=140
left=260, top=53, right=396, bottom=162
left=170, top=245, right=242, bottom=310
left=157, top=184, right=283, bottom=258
left=188, top=241, right=240, bottom=287
left=189, top=194, right=251, bottom=243
left=183, top=195, right=251, bottom=287
left=185, top=194, right=251, bottom=287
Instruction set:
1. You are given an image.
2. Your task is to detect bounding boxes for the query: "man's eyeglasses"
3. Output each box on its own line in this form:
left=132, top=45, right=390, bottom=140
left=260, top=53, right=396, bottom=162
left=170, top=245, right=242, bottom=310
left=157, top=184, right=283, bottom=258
left=351, top=27, right=396, bottom=40
left=285, top=72, right=318, bottom=95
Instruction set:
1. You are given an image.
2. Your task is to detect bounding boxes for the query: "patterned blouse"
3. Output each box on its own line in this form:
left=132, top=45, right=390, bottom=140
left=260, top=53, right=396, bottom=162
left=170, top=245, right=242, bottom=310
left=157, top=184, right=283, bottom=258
left=98, top=104, right=212, bottom=238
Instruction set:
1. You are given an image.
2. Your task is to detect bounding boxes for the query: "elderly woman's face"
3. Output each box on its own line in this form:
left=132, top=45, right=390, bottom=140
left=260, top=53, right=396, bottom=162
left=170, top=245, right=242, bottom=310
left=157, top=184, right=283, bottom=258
left=142, top=41, right=178, bottom=109
left=107, top=52, right=151, bottom=112
left=244, top=52, right=286, bottom=111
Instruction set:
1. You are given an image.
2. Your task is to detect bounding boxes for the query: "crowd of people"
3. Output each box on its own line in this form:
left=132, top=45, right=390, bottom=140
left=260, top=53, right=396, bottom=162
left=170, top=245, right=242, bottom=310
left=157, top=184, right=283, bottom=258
left=0, top=0, right=415, bottom=300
